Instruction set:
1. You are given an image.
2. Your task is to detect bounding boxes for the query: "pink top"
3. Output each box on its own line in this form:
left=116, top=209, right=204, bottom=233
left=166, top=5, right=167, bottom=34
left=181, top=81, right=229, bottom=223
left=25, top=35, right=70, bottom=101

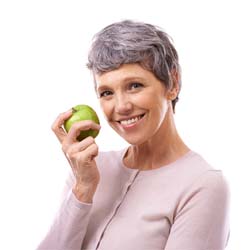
left=37, top=149, right=230, bottom=250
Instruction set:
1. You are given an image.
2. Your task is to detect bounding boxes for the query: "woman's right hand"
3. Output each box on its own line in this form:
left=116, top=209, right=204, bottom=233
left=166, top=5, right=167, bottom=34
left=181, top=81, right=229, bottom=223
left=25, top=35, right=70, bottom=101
left=51, top=109, right=101, bottom=203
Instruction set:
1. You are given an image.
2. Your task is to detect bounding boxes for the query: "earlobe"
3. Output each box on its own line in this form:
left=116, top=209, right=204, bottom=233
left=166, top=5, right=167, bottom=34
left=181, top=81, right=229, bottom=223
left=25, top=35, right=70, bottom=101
left=166, top=70, right=180, bottom=100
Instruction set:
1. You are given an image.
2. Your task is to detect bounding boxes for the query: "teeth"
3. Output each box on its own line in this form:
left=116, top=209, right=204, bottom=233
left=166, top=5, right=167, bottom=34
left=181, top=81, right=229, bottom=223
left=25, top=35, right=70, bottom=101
left=120, top=115, right=142, bottom=125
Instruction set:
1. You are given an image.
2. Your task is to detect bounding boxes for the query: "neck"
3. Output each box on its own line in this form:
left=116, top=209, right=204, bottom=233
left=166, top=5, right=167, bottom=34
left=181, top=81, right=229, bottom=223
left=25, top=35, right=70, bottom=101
left=123, top=108, right=190, bottom=170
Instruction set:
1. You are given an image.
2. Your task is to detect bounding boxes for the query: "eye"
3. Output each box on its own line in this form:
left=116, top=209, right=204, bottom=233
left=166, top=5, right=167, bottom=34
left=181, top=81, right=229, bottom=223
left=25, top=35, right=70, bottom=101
left=130, top=82, right=143, bottom=89
left=99, top=90, right=113, bottom=98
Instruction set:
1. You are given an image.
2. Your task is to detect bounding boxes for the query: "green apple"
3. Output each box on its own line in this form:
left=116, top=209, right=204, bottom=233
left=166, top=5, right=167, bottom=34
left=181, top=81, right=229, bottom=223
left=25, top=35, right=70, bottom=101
left=64, top=104, right=100, bottom=141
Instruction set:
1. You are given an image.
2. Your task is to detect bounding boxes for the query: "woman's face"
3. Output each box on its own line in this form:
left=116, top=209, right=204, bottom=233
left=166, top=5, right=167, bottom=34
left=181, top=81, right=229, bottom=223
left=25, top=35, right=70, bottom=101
left=95, top=63, right=171, bottom=145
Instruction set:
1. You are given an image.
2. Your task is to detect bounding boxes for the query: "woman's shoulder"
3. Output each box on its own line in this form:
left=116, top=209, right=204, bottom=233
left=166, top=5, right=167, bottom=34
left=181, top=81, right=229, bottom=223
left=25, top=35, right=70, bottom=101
left=174, top=150, right=230, bottom=196
left=195, top=168, right=230, bottom=195
left=174, top=152, right=230, bottom=219
left=182, top=151, right=230, bottom=196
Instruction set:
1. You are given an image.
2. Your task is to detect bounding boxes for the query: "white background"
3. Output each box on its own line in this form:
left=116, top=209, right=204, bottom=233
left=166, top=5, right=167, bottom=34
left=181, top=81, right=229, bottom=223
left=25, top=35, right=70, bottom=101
left=0, top=0, right=249, bottom=249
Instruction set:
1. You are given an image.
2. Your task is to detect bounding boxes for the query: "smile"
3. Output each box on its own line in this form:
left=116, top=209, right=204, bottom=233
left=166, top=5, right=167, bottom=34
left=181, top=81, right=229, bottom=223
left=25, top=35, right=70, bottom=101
left=118, top=114, right=145, bottom=126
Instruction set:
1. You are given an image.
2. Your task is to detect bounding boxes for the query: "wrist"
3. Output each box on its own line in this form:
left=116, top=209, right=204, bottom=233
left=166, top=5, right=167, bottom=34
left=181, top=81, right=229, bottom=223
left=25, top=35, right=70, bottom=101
left=72, top=183, right=98, bottom=203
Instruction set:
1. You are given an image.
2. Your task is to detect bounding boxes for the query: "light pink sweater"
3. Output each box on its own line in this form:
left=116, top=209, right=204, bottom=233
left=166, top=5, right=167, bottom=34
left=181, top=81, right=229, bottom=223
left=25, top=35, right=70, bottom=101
left=37, top=149, right=230, bottom=250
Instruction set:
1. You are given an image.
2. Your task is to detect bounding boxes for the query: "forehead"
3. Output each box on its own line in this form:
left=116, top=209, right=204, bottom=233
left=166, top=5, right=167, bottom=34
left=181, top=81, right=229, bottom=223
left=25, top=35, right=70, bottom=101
left=94, top=63, right=155, bottom=88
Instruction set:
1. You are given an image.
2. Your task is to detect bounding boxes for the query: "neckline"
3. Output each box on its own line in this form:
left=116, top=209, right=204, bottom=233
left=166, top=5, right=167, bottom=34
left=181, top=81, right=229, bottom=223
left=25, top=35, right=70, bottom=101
left=119, top=147, right=196, bottom=174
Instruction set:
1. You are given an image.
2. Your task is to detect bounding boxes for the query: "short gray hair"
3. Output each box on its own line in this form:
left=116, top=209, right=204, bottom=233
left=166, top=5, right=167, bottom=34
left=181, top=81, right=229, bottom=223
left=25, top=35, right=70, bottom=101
left=87, top=20, right=181, bottom=111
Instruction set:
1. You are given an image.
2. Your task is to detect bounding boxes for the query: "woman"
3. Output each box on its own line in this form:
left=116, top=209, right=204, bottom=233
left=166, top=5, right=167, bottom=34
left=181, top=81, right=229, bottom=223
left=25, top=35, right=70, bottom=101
left=37, top=20, right=230, bottom=250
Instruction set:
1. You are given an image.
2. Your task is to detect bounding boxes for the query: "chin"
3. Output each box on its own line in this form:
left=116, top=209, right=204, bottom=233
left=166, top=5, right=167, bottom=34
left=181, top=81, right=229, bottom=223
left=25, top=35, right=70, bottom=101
left=119, top=134, right=148, bottom=146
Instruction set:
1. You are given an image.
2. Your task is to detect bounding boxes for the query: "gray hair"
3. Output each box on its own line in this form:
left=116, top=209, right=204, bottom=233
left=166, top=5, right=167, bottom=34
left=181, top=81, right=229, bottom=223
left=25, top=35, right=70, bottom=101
left=87, top=20, right=181, bottom=111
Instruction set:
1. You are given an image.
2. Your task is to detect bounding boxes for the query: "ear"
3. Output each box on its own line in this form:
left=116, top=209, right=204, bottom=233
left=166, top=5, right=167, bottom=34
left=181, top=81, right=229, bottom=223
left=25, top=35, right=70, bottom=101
left=166, top=87, right=179, bottom=101
left=166, top=70, right=180, bottom=100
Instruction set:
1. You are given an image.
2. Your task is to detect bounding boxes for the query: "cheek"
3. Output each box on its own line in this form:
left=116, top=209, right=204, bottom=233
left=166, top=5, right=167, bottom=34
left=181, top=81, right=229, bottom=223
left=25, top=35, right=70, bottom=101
left=150, top=97, right=169, bottom=123
left=135, top=92, right=166, bottom=111
left=132, top=94, right=150, bottom=108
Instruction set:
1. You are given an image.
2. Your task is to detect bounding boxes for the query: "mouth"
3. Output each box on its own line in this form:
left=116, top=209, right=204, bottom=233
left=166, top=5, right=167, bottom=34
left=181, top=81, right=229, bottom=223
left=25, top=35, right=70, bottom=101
left=117, top=114, right=145, bottom=126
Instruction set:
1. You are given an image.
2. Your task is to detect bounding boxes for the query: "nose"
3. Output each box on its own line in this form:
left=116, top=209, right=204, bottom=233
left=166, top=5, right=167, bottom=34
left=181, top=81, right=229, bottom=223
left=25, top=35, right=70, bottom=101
left=114, top=93, right=133, bottom=115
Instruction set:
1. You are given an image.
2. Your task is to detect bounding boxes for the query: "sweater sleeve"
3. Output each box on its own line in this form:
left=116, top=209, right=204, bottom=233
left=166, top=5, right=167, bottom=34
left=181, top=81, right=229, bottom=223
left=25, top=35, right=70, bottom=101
left=164, top=170, right=230, bottom=250
left=37, top=174, right=93, bottom=250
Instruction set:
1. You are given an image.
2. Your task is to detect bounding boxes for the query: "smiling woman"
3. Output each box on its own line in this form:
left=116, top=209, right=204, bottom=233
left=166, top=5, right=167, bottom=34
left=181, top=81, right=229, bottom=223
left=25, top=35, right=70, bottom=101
left=95, top=64, right=173, bottom=148
left=37, top=20, right=230, bottom=250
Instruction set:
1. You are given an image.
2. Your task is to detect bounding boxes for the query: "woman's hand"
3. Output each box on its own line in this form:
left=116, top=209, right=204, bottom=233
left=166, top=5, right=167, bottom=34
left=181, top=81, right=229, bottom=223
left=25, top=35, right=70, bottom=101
left=51, top=109, right=101, bottom=203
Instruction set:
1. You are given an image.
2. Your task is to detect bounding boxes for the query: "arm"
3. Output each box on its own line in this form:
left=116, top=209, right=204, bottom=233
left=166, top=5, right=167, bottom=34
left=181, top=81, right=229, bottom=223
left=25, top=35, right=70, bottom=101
left=165, top=171, right=230, bottom=250
left=37, top=110, right=101, bottom=249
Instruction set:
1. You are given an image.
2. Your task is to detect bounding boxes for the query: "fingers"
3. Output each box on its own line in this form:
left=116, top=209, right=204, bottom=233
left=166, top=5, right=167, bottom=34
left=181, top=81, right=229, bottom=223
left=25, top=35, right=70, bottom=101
left=62, top=136, right=95, bottom=157
left=65, top=120, right=101, bottom=144
left=64, top=137, right=99, bottom=169
left=77, top=142, right=99, bottom=164
left=51, top=109, right=72, bottom=143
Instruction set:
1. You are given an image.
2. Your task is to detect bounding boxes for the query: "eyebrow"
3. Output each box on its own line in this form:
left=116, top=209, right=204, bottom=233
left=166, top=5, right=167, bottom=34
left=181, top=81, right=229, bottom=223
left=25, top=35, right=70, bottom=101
left=121, top=76, right=145, bottom=82
left=97, top=76, right=145, bottom=89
